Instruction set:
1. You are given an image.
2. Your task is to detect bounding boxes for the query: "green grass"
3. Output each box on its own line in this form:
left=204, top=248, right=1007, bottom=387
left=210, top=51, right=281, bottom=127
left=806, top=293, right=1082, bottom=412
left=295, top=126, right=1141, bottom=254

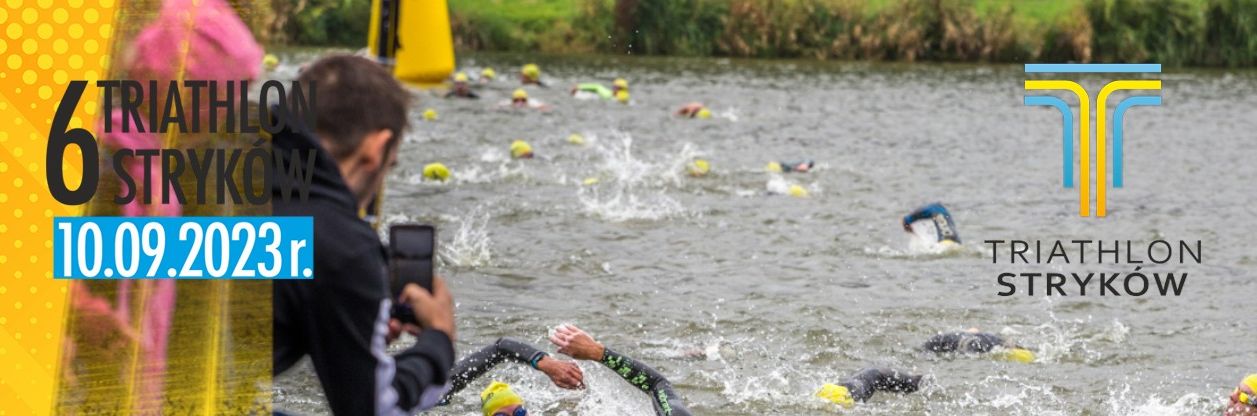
left=444, top=0, right=1257, bottom=66
left=449, top=0, right=580, bottom=23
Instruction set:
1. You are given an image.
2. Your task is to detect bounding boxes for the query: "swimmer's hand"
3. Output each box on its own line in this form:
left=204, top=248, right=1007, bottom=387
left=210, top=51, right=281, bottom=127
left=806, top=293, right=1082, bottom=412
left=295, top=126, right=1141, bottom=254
left=536, top=356, right=585, bottom=389
left=398, top=277, right=456, bottom=342
left=549, top=325, right=605, bottom=361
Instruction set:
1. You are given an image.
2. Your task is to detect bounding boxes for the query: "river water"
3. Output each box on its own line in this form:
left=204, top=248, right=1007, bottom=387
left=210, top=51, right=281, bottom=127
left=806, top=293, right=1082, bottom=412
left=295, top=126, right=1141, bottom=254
left=272, top=51, right=1257, bottom=415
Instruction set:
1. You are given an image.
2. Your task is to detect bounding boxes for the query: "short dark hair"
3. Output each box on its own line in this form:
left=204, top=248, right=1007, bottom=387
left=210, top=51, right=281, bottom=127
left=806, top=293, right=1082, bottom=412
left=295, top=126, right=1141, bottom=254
left=297, top=54, right=412, bottom=159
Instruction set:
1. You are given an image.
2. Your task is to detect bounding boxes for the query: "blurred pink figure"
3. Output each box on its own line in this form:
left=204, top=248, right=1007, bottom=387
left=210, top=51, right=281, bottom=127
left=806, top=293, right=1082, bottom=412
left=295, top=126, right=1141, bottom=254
left=71, top=0, right=262, bottom=412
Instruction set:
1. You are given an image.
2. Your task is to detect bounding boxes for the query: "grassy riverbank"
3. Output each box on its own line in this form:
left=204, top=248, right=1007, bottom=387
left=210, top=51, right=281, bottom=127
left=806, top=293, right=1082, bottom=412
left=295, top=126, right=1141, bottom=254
left=447, top=0, right=1257, bottom=67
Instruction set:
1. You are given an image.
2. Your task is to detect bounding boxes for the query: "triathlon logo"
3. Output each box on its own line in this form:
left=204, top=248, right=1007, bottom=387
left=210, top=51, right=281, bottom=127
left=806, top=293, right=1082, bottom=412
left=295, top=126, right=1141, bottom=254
left=1023, top=64, right=1162, bottom=217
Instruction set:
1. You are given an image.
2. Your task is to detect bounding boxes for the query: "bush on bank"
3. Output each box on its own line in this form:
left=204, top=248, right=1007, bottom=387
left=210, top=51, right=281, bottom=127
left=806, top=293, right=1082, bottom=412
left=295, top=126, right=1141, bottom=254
left=446, top=0, right=1257, bottom=67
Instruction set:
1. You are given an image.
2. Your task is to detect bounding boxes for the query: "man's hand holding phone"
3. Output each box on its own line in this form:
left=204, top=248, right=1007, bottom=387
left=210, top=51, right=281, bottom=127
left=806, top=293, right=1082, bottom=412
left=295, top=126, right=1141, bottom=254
left=397, top=277, right=456, bottom=342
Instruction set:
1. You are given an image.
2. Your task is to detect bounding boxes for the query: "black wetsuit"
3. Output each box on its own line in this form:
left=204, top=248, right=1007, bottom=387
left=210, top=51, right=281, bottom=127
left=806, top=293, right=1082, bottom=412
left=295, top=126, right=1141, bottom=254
left=438, top=338, right=549, bottom=404
left=436, top=340, right=692, bottom=416
left=839, top=368, right=924, bottom=402
left=444, top=90, right=479, bottom=99
left=271, top=127, right=455, bottom=415
left=922, top=332, right=1006, bottom=354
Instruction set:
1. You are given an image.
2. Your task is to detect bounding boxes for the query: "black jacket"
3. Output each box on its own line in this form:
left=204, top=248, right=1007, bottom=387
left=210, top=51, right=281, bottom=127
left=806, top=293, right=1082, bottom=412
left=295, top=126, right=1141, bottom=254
left=271, top=128, right=454, bottom=415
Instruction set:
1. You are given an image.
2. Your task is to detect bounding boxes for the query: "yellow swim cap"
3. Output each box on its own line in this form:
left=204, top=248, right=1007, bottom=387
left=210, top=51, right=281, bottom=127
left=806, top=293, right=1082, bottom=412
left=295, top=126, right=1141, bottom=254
left=482, top=67, right=497, bottom=79
left=454, top=72, right=469, bottom=83
left=263, top=54, right=279, bottom=71
left=582, top=177, right=600, bottom=185
left=615, top=90, right=630, bottom=103
left=1242, top=374, right=1257, bottom=392
left=512, top=88, right=528, bottom=100
left=613, top=78, right=628, bottom=90
left=995, top=347, right=1036, bottom=364
left=510, top=140, right=534, bottom=159
left=422, top=108, right=438, bottom=121
left=481, top=381, right=524, bottom=416
left=765, top=162, right=783, bottom=173
left=688, top=159, right=710, bottom=177
left=522, top=63, right=541, bottom=80
left=696, top=108, right=712, bottom=119
left=422, top=163, right=450, bottom=181
left=567, top=133, right=585, bottom=145
left=788, top=184, right=808, bottom=198
left=816, top=383, right=854, bottom=408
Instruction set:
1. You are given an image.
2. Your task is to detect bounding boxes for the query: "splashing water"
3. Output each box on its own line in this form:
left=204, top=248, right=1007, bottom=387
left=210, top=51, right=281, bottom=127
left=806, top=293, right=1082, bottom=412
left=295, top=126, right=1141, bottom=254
left=440, top=208, right=493, bottom=268
left=577, top=132, right=687, bottom=222
left=1106, top=386, right=1215, bottom=416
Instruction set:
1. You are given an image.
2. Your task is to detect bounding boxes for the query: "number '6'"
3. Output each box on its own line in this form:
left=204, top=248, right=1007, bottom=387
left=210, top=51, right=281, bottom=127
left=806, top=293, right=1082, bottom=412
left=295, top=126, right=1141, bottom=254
left=47, top=81, right=100, bottom=205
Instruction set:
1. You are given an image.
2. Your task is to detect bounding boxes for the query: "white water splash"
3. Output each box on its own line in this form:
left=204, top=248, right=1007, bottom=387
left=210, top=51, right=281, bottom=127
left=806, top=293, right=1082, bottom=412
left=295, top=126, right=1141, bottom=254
left=439, top=208, right=493, bottom=268
left=577, top=132, right=687, bottom=222
left=1106, top=385, right=1214, bottom=416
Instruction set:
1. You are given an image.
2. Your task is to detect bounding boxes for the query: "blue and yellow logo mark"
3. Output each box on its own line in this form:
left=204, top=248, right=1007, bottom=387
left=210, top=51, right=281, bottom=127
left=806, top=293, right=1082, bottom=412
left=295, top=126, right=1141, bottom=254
left=1024, top=63, right=1162, bottom=217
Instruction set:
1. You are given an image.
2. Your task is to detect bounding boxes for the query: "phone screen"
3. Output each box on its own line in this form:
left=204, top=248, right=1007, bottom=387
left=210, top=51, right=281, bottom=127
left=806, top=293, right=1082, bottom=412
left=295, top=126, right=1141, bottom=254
left=389, top=224, right=435, bottom=295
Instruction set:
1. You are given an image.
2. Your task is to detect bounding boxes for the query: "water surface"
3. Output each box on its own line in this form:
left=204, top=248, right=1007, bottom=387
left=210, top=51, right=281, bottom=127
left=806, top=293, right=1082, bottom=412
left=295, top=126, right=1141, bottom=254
left=274, top=52, right=1257, bottom=415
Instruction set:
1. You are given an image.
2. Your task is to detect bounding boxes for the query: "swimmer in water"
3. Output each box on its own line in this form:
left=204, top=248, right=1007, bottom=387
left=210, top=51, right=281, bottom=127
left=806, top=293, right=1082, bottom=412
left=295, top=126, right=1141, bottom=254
left=921, top=328, right=1036, bottom=363
left=550, top=324, right=693, bottom=416
left=903, top=202, right=961, bottom=246
left=571, top=78, right=629, bottom=102
left=504, top=88, right=551, bottom=110
left=481, top=67, right=497, bottom=82
left=816, top=368, right=925, bottom=408
left=520, top=63, right=545, bottom=86
left=1227, top=374, right=1257, bottom=416
left=446, top=72, right=479, bottom=99
left=766, top=160, right=814, bottom=173
left=676, top=102, right=712, bottom=119
left=425, top=338, right=584, bottom=410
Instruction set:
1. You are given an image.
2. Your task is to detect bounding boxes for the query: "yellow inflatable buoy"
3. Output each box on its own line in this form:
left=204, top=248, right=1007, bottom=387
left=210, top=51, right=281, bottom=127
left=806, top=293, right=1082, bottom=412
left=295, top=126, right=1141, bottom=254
left=696, top=108, right=712, bottom=119
left=615, top=90, right=630, bottom=104
left=567, top=134, right=586, bottom=145
left=422, top=108, right=438, bottom=121
left=422, top=163, right=451, bottom=181
left=263, top=53, right=279, bottom=71
left=688, top=159, right=710, bottom=177
left=816, top=383, right=854, bottom=408
left=765, top=162, right=783, bottom=173
left=787, top=184, right=808, bottom=198
left=510, top=140, right=534, bottom=159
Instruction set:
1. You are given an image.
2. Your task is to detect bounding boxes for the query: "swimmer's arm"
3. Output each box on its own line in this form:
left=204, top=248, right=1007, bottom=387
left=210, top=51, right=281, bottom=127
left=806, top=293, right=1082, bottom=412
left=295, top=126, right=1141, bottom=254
left=439, top=338, right=547, bottom=404
left=842, top=368, right=923, bottom=402
left=601, top=348, right=693, bottom=416
left=902, top=204, right=940, bottom=228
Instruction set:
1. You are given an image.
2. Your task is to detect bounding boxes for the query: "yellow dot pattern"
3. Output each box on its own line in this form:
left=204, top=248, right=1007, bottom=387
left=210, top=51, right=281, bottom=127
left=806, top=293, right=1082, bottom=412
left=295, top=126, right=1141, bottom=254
left=0, top=0, right=116, bottom=414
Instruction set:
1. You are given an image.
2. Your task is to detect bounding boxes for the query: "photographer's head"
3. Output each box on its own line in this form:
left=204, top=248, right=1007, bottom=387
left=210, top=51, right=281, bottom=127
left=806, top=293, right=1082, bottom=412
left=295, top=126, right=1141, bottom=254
left=298, top=55, right=412, bottom=211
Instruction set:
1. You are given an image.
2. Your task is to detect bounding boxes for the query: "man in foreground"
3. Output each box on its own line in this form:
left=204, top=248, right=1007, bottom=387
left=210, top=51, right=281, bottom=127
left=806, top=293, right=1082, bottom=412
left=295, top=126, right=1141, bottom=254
left=271, top=55, right=456, bottom=415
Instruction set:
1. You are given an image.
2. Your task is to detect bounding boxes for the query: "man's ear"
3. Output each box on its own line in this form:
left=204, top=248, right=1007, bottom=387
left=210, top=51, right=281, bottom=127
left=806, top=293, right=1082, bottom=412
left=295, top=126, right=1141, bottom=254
left=359, top=129, right=394, bottom=170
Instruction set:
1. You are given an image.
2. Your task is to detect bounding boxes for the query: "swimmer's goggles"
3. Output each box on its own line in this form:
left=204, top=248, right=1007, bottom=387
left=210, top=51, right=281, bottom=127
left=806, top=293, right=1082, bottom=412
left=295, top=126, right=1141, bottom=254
left=494, top=408, right=527, bottom=416
left=1236, top=389, right=1257, bottom=407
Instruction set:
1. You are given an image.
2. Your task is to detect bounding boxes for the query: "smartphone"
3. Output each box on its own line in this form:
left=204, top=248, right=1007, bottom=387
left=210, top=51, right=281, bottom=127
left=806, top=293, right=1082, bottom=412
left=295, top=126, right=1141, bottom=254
left=388, top=224, right=435, bottom=323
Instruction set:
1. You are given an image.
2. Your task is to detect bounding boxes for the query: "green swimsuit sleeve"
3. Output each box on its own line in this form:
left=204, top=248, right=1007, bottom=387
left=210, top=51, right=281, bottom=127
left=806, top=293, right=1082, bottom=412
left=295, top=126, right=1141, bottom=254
left=600, top=348, right=693, bottom=416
